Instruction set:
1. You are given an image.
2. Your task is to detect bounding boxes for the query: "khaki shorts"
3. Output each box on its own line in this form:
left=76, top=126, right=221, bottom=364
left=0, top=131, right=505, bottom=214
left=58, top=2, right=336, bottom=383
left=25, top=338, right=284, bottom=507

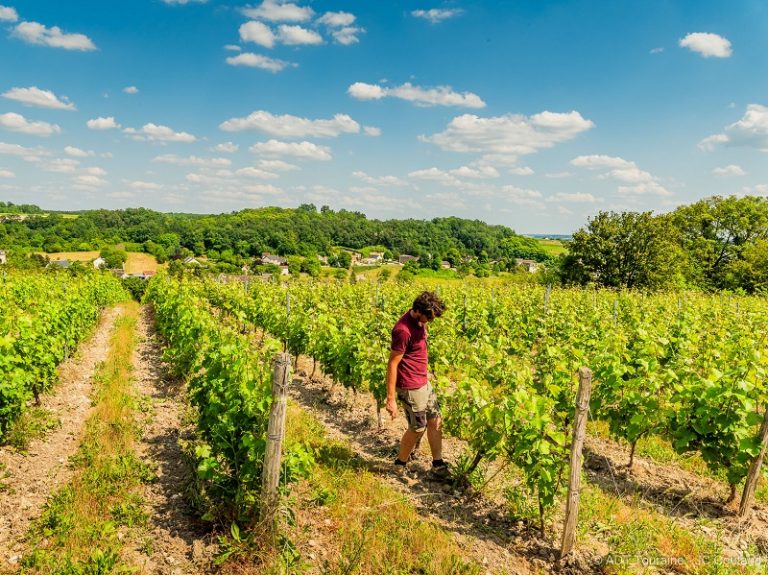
left=396, top=383, right=441, bottom=433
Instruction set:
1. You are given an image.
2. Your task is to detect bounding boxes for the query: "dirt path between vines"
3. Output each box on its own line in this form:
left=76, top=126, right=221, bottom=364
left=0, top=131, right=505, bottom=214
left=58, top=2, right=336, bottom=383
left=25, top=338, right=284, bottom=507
left=127, top=305, right=217, bottom=575
left=0, top=305, right=123, bottom=565
left=290, top=357, right=600, bottom=575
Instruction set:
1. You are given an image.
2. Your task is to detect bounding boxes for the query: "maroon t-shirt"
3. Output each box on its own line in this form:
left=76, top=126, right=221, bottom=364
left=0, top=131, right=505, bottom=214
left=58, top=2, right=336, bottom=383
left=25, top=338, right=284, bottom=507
left=391, top=311, right=428, bottom=390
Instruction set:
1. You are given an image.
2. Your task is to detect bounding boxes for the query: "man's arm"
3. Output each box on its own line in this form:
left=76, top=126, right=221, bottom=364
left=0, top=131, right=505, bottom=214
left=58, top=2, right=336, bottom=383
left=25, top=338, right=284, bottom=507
left=386, top=350, right=404, bottom=419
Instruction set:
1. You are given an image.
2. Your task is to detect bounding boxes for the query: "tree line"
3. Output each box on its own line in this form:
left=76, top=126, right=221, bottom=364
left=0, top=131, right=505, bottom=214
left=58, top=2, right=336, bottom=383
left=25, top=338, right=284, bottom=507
left=559, top=196, right=768, bottom=292
left=0, top=203, right=553, bottom=269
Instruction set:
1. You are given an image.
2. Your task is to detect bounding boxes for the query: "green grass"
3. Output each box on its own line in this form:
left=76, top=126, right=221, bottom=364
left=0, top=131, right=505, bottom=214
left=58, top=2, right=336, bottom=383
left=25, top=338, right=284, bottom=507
left=5, top=407, right=59, bottom=452
left=534, top=238, right=568, bottom=256
left=578, top=484, right=763, bottom=575
left=20, top=303, right=153, bottom=575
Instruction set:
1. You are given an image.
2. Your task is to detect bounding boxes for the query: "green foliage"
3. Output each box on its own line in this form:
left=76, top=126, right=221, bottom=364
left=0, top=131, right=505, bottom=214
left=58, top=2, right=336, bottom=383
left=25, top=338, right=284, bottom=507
left=197, top=278, right=768, bottom=527
left=0, top=271, right=128, bottom=441
left=99, top=247, right=128, bottom=269
left=145, top=277, right=314, bottom=524
left=121, top=277, right=147, bottom=301
left=561, top=211, right=686, bottom=289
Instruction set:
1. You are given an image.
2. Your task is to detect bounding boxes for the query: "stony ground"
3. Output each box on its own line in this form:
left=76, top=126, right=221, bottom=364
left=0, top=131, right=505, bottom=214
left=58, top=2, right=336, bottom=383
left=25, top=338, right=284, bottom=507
left=126, top=305, right=218, bottom=575
left=0, top=306, right=123, bottom=566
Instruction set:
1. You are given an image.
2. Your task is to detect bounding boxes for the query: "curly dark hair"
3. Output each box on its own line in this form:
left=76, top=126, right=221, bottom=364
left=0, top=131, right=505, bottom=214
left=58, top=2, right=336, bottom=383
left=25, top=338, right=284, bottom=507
left=412, top=291, right=446, bottom=320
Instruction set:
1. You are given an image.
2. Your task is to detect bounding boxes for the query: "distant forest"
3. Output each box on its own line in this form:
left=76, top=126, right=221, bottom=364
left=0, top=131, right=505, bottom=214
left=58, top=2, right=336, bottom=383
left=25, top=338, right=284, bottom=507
left=0, top=202, right=552, bottom=268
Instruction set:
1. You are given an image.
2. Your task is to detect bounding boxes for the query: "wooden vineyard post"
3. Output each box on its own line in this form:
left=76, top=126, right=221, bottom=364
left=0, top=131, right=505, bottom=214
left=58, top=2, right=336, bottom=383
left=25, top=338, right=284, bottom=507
left=260, top=352, right=292, bottom=541
left=739, top=408, right=768, bottom=517
left=560, top=367, right=593, bottom=558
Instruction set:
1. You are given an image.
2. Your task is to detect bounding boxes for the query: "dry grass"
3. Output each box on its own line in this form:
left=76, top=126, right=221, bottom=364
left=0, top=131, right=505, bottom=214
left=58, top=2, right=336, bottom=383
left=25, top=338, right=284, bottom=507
left=123, top=253, right=161, bottom=274
left=42, top=250, right=100, bottom=262
left=221, top=404, right=484, bottom=575
left=40, top=251, right=161, bottom=273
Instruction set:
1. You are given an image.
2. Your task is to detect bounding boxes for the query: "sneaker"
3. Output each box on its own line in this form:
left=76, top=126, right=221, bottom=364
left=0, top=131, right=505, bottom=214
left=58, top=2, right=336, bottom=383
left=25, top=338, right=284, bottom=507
left=427, top=463, right=451, bottom=482
left=392, top=459, right=408, bottom=478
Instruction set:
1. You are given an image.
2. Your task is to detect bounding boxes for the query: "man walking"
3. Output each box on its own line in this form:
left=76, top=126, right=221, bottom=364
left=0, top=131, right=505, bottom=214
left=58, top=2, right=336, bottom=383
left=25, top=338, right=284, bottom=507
left=386, top=291, right=449, bottom=480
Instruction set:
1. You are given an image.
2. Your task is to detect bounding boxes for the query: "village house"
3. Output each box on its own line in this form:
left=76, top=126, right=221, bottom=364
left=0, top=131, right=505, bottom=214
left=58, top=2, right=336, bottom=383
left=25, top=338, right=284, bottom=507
left=515, top=258, right=540, bottom=273
left=0, top=250, right=6, bottom=265
left=398, top=254, right=418, bottom=265
left=92, top=256, right=106, bottom=269
left=441, top=260, right=452, bottom=269
left=183, top=256, right=201, bottom=266
left=261, top=252, right=287, bottom=266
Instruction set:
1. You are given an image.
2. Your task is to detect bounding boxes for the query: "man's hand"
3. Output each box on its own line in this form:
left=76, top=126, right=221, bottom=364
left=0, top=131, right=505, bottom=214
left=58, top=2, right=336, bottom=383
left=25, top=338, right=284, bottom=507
left=386, top=396, right=398, bottom=419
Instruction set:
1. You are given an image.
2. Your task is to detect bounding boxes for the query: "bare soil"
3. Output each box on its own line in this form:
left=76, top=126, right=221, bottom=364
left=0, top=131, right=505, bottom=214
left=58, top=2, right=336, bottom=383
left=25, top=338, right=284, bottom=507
left=0, top=306, right=123, bottom=565
left=127, top=305, right=217, bottom=575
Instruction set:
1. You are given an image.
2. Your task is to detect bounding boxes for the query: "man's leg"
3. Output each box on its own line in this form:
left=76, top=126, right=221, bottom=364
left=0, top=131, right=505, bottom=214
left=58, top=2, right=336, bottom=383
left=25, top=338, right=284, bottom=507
left=426, top=415, right=443, bottom=461
left=398, top=428, right=425, bottom=463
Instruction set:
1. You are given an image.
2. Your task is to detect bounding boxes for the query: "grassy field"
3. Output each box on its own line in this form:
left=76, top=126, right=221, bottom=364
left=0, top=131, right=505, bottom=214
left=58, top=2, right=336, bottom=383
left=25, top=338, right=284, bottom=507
left=41, top=251, right=161, bottom=273
left=534, top=238, right=568, bottom=256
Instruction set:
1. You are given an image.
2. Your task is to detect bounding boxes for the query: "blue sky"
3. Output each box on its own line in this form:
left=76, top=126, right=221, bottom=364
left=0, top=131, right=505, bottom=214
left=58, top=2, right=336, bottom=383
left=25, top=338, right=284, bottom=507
left=0, top=0, right=767, bottom=234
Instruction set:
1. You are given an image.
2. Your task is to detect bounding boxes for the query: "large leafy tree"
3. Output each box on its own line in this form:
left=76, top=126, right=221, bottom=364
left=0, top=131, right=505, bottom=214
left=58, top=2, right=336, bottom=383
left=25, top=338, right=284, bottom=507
left=671, top=196, right=768, bottom=290
left=560, top=211, right=685, bottom=289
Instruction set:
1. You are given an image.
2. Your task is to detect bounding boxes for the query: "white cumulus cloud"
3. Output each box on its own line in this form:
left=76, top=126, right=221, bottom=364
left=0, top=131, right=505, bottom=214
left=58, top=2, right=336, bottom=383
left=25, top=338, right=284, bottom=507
left=317, top=11, right=355, bottom=27
left=13, top=21, right=96, bottom=51
left=411, top=9, right=464, bottom=23
left=73, top=174, right=107, bottom=187
left=224, top=44, right=241, bottom=51
left=349, top=81, right=485, bottom=108
left=257, top=159, right=300, bottom=171
left=124, top=123, right=196, bottom=143
left=235, top=166, right=280, bottom=179
left=352, top=171, right=408, bottom=187
left=0, top=5, right=19, bottom=22
left=363, top=126, right=381, bottom=137
left=220, top=110, right=359, bottom=138
left=712, top=164, right=746, bottom=177
left=571, top=154, right=671, bottom=196
left=129, top=180, right=163, bottom=190
left=2, top=87, right=76, bottom=110
left=226, top=52, right=294, bottom=72
left=699, top=104, right=768, bottom=152
left=240, top=21, right=275, bottom=48
left=450, top=165, right=499, bottom=179
left=242, top=1, right=314, bottom=22
left=162, top=0, right=208, bottom=4
left=44, top=158, right=80, bottom=173
left=547, top=192, right=598, bottom=203
left=277, top=24, right=323, bottom=45
left=0, top=112, right=60, bottom=136
left=87, top=116, right=120, bottom=130
left=153, top=154, right=231, bottom=167
left=249, top=139, right=332, bottom=160
left=679, top=32, right=732, bottom=58
left=123, top=86, right=139, bottom=94
left=0, top=168, right=15, bottom=177
left=330, top=26, right=364, bottom=45
left=210, top=142, right=239, bottom=153
left=509, top=166, right=534, bottom=176
left=64, top=146, right=94, bottom=157
left=422, top=111, right=594, bottom=161
left=0, top=141, right=49, bottom=159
